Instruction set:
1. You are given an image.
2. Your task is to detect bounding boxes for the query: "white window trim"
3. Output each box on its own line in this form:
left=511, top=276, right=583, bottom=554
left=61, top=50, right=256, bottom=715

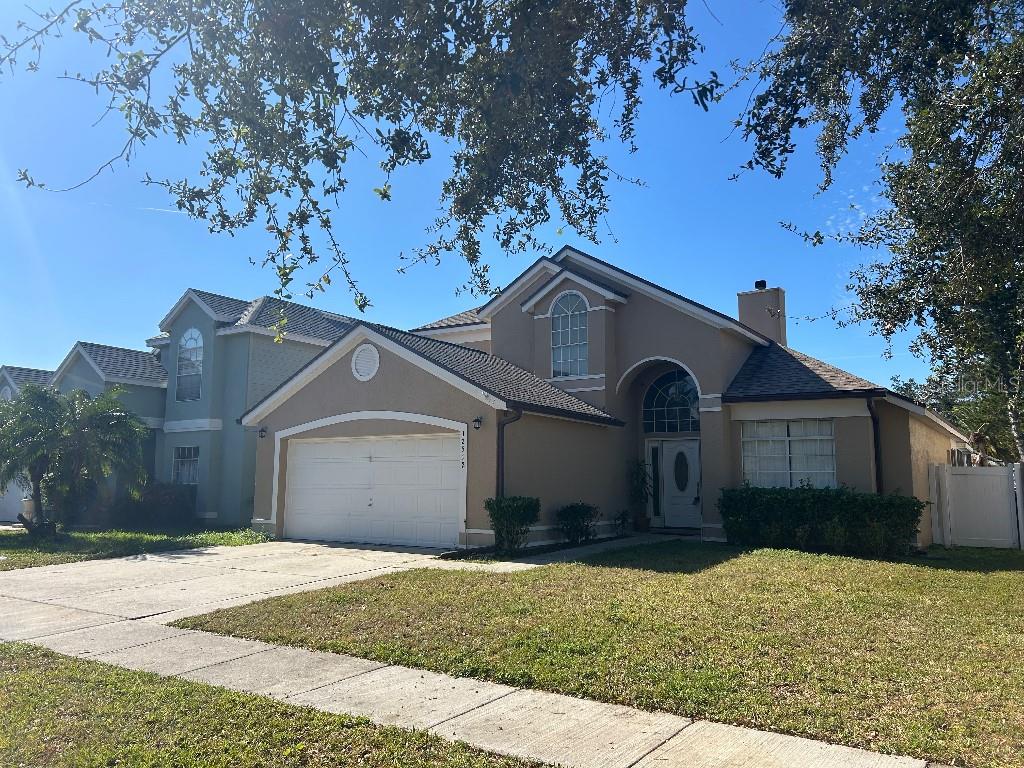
left=163, top=418, right=222, bottom=433
left=171, top=445, right=200, bottom=486
left=260, top=411, right=469, bottom=533
left=550, top=290, right=590, bottom=379
left=615, top=357, right=703, bottom=397
left=740, top=419, right=837, bottom=488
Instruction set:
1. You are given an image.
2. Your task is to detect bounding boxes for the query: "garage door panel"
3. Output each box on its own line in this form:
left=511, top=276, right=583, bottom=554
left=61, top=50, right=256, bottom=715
left=289, top=462, right=372, bottom=490
left=285, top=434, right=463, bottom=547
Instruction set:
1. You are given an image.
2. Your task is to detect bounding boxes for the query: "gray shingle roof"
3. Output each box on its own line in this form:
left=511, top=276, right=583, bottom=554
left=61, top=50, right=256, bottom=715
left=1, top=366, right=52, bottom=390
left=237, top=297, right=355, bottom=342
left=368, top=324, right=620, bottom=425
left=724, top=344, right=882, bottom=402
left=191, top=289, right=252, bottom=319
left=78, top=342, right=168, bottom=386
left=412, top=308, right=485, bottom=331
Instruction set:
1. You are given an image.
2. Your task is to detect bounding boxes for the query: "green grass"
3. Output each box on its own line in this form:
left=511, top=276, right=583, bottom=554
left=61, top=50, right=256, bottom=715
left=0, top=644, right=539, bottom=768
left=0, top=526, right=269, bottom=570
left=180, top=541, right=1024, bottom=768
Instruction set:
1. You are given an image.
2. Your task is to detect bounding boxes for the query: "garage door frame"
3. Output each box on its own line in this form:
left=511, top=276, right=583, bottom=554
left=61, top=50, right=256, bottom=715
left=270, top=410, right=468, bottom=541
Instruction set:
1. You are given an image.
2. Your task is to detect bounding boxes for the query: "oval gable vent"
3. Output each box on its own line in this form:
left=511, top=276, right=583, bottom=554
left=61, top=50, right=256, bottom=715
left=351, top=343, right=380, bottom=382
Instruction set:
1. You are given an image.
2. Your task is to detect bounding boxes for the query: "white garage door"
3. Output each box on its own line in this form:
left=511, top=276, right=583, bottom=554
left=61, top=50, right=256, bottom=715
left=284, top=433, right=464, bottom=547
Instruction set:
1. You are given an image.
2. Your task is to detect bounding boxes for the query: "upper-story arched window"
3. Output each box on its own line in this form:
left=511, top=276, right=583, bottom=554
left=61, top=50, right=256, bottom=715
left=643, top=369, right=699, bottom=433
left=176, top=328, right=203, bottom=402
left=550, top=292, right=588, bottom=377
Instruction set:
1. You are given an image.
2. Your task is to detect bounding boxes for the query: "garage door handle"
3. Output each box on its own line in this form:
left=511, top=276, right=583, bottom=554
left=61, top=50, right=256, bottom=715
left=368, top=497, right=373, bottom=507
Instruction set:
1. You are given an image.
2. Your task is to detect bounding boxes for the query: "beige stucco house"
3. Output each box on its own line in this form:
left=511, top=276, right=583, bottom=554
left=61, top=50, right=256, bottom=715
left=242, top=246, right=967, bottom=548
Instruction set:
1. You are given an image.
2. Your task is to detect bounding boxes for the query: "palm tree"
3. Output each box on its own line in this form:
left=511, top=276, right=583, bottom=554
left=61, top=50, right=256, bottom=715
left=0, top=386, right=147, bottom=524
left=0, top=385, right=64, bottom=519
left=48, top=388, right=148, bottom=525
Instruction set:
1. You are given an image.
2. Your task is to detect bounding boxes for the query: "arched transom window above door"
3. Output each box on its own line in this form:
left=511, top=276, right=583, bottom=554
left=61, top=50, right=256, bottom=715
left=643, top=369, right=699, bottom=433
left=550, top=292, right=588, bottom=378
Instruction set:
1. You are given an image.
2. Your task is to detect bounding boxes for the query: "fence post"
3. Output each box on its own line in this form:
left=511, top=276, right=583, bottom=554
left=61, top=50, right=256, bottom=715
left=1014, top=463, right=1024, bottom=551
left=939, top=464, right=954, bottom=548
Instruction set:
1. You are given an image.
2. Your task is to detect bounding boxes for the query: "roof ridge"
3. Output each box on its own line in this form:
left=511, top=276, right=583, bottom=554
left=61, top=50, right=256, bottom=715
left=78, top=340, right=158, bottom=355
left=236, top=296, right=267, bottom=326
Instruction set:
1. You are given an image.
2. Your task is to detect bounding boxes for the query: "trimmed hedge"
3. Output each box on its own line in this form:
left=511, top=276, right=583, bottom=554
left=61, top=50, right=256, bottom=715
left=484, top=496, right=540, bottom=554
left=718, top=485, right=924, bottom=559
left=555, top=502, right=600, bottom=545
left=110, top=482, right=198, bottom=530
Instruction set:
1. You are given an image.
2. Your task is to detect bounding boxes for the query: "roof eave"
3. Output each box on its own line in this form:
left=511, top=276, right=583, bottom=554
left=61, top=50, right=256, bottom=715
left=722, top=388, right=887, bottom=404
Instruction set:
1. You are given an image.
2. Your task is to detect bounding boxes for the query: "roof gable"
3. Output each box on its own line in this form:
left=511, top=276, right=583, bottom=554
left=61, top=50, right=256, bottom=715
left=475, top=257, right=560, bottom=319
left=0, top=366, right=53, bottom=392
left=553, top=246, right=769, bottom=345
left=159, top=288, right=250, bottom=331
left=243, top=322, right=620, bottom=427
left=53, top=342, right=168, bottom=389
left=519, top=266, right=629, bottom=313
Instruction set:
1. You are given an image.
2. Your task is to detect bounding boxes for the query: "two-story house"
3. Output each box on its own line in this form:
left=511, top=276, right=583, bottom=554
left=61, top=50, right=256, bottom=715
left=6, top=290, right=355, bottom=524
left=241, top=246, right=967, bottom=549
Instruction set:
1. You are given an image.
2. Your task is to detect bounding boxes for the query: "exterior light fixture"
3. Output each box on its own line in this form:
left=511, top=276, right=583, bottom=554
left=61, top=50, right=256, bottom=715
left=472, top=417, right=483, bottom=430
left=258, top=427, right=267, bottom=439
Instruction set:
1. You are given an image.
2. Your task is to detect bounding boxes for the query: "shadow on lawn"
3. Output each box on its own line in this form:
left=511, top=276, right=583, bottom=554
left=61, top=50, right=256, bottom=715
left=578, top=538, right=1024, bottom=575
left=580, top=540, right=746, bottom=574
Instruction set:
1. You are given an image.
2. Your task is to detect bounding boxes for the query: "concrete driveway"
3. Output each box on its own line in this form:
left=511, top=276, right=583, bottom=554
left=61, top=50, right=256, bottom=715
left=0, top=541, right=444, bottom=640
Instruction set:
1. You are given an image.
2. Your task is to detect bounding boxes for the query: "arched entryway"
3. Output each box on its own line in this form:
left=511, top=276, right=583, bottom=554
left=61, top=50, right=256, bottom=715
left=622, top=361, right=702, bottom=529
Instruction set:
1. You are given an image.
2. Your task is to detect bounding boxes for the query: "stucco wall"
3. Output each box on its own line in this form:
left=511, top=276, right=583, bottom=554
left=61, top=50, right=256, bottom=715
left=249, top=340, right=499, bottom=539
left=502, top=412, right=623, bottom=538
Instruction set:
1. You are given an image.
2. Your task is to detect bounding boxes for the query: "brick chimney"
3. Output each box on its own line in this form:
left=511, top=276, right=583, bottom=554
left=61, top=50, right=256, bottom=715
left=737, top=280, right=787, bottom=345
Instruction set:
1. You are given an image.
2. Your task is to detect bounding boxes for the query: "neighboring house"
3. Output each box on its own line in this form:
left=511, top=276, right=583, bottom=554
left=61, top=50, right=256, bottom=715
left=5, top=290, right=354, bottom=525
left=240, top=245, right=967, bottom=549
left=0, top=366, right=54, bottom=521
left=142, top=289, right=352, bottom=522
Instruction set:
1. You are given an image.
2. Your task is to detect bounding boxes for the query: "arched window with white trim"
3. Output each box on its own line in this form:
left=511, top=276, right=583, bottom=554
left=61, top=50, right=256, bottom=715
left=551, top=292, right=588, bottom=377
left=642, top=369, right=699, bottom=433
left=176, top=328, right=203, bottom=402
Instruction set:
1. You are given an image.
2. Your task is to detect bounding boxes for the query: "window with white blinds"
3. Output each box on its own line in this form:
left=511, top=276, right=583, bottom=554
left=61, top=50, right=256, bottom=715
left=741, top=419, right=836, bottom=488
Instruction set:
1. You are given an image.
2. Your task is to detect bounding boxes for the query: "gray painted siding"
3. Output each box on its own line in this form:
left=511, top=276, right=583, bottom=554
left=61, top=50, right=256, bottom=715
left=246, top=334, right=323, bottom=407
left=216, top=333, right=255, bottom=525
left=117, top=383, right=166, bottom=419
left=57, top=354, right=105, bottom=395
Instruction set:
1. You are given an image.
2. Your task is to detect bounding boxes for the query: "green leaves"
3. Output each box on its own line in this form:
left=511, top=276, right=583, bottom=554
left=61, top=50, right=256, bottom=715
left=1, top=0, right=707, bottom=309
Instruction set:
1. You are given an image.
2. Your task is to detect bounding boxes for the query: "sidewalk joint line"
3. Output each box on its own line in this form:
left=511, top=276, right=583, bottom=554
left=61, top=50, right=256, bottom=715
left=427, top=688, right=519, bottom=730
left=622, top=719, right=693, bottom=768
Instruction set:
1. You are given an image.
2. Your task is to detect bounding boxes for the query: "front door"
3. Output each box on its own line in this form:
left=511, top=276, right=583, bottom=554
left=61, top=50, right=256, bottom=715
left=648, top=439, right=701, bottom=528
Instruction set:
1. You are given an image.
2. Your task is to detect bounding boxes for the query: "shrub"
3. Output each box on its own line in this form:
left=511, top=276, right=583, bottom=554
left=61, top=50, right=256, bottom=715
left=718, top=484, right=924, bottom=559
left=110, top=482, right=198, bottom=530
left=556, top=502, right=600, bottom=545
left=484, top=496, right=540, bottom=554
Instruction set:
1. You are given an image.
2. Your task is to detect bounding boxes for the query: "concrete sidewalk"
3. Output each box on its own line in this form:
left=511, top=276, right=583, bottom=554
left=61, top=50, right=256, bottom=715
left=0, top=538, right=942, bottom=768
left=4, top=608, right=932, bottom=768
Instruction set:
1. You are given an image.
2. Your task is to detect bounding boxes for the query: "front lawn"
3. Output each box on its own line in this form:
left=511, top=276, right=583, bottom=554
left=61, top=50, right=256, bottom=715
left=180, top=541, right=1024, bottom=768
left=0, top=644, right=539, bottom=768
left=0, top=526, right=268, bottom=570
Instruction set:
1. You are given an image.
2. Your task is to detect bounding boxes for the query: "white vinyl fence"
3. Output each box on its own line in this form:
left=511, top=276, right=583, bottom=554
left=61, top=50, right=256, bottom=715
left=929, top=463, right=1024, bottom=549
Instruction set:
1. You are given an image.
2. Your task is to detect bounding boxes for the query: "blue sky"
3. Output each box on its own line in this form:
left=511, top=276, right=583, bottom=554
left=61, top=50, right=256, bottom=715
left=0, top=3, right=924, bottom=384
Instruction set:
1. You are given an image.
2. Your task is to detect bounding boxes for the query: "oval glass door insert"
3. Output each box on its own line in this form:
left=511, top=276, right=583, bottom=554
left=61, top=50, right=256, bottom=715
left=674, top=450, right=689, bottom=492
